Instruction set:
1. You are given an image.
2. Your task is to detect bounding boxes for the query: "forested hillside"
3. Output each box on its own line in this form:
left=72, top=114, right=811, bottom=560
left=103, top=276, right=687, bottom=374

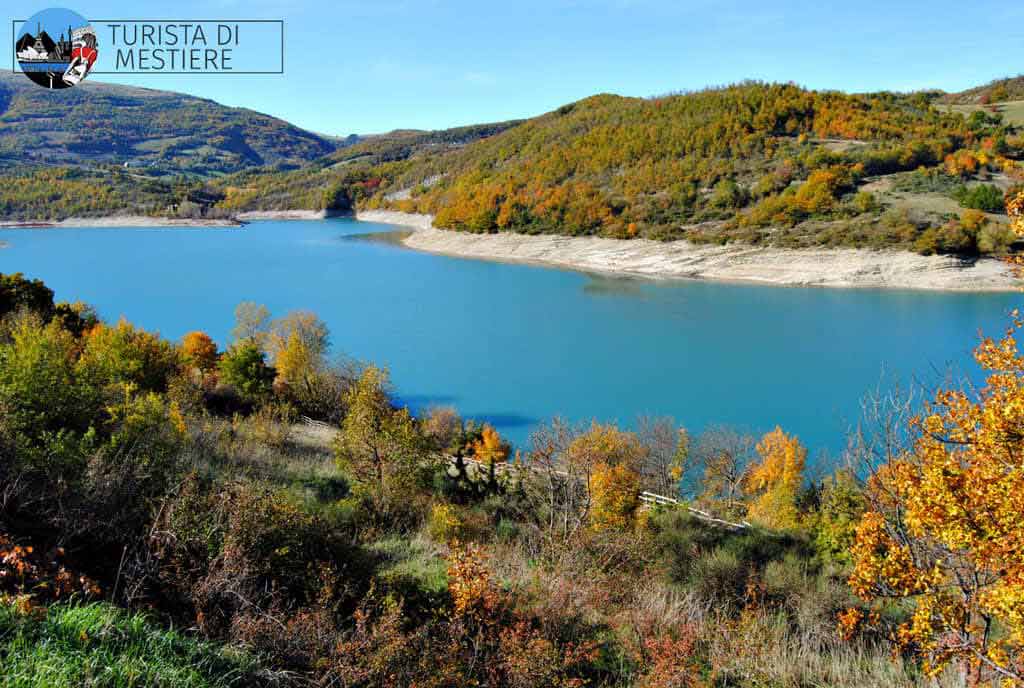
left=219, top=81, right=1024, bottom=254
left=214, top=119, right=523, bottom=212
left=0, top=70, right=339, bottom=176
left=942, top=75, right=1024, bottom=105
left=1, top=75, right=1023, bottom=256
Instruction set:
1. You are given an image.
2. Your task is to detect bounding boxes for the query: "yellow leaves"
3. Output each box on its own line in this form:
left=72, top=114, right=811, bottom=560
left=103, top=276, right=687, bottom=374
left=848, top=317, right=1024, bottom=680
left=565, top=422, right=647, bottom=532
left=945, top=149, right=980, bottom=178
left=589, top=461, right=641, bottom=533
left=567, top=422, right=647, bottom=474
left=836, top=607, right=864, bottom=641
left=1008, top=189, right=1024, bottom=237
left=428, top=503, right=463, bottom=543
left=446, top=542, right=501, bottom=623
left=744, top=426, right=805, bottom=529
left=960, top=208, right=987, bottom=233
left=849, top=511, right=923, bottom=599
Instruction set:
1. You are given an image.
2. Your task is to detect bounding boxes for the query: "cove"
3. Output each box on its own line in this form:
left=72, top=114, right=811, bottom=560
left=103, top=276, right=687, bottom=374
left=0, top=218, right=1017, bottom=455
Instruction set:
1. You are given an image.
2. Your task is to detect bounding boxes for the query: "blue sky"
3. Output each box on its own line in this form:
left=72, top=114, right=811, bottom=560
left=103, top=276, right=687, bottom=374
left=5, top=0, right=1024, bottom=135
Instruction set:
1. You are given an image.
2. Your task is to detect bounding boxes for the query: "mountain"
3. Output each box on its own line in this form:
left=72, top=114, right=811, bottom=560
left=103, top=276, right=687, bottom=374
left=0, top=70, right=339, bottom=176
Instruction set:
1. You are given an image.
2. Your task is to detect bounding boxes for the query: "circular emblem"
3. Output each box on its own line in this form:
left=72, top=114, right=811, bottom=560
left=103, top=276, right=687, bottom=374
left=16, top=8, right=98, bottom=89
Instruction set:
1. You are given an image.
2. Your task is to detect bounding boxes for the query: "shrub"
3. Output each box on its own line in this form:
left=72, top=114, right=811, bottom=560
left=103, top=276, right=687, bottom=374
left=0, top=316, right=100, bottom=442
left=978, top=222, right=1016, bottom=255
left=153, top=477, right=367, bottom=640
left=710, top=179, right=746, bottom=209
left=689, top=547, right=747, bottom=605
left=78, top=319, right=181, bottom=394
left=217, top=343, right=275, bottom=400
left=913, top=227, right=941, bottom=255
left=428, top=502, right=463, bottom=542
left=953, top=183, right=1005, bottom=212
left=0, top=273, right=54, bottom=319
left=852, top=191, right=877, bottom=213
left=960, top=208, right=987, bottom=233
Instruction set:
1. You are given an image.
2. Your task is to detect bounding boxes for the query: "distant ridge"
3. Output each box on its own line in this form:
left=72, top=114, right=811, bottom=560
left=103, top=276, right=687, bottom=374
left=941, top=75, right=1024, bottom=105
left=0, top=69, right=340, bottom=176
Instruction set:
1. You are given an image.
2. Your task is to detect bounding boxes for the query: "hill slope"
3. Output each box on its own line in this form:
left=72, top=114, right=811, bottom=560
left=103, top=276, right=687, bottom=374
left=942, top=75, right=1024, bottom=105
left=0, top=70, right=338, bottom=176
left=380, top=84, right=978, bottom=238
left=222, top=82, right=1023, bottom=254
left=215, top=119, right=523, bottom=212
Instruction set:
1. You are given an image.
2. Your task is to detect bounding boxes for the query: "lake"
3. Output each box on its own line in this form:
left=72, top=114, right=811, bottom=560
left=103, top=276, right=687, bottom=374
left=0, top=218, right=1017, bottom=456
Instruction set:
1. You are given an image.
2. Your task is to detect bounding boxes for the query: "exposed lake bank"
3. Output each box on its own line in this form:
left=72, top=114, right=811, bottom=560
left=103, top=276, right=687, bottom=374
left=357, top=209, right=1020, bottom=292
left=236, top=209, right=348, bottom=221
left=0, top=216, right=242, bottom=228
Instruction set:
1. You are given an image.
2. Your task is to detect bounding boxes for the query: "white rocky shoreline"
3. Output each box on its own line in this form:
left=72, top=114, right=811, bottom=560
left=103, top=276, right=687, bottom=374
left=356, top=209, right=1020, bottom=292
left=0, top=216, right=242, bottom=228
left=0, top=209, right=349, bottom=228
left=2, top=208, right=1017, bottom=291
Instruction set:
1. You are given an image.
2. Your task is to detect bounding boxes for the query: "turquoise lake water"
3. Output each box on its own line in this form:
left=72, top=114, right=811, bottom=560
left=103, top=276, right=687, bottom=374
left=0, top=218, right=1018, bottom=456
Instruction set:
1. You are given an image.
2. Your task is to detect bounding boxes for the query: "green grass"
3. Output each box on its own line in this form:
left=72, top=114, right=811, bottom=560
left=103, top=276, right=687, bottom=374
left=943, top=100, right=1024, bottom=126
left=0, top=602, right=269, bottom=688
left=369, top=534, right=449, bottom=596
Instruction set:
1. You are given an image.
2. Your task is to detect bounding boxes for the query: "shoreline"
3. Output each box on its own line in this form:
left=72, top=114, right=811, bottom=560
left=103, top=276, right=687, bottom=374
left=0, top=216, right=242, bottom=228
left=357, top=209, right=1020, bottom=292
left=235, top=209, right=348, bottom=221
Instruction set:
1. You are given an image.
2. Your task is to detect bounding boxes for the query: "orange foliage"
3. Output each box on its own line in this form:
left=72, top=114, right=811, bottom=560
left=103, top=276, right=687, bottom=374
left=471, top=424, right=510, bottom=466
left=0, top=531, right=101, bottom=607
left=180, top=330, right=218, bottom=372
left=848, top=316, right=1024, bottom=681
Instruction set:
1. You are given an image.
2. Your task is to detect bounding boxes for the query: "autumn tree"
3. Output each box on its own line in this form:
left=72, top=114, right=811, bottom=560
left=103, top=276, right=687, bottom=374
left=180, top=330, right=218, bottom=373
left=266, top=310, right=329, bottom=365
left=847, top=316, right=1024, bottom=682
left=744, top=426, right=806, bottom=529
left=470, top=424, right=510, bottom=466
left=77, top=318, right=181, bottom=393
left=567, top=422, right=648, bottom=532
left=333, top=365, right=426, bottom=500
left=1009, top=188, right=1024, bottom=237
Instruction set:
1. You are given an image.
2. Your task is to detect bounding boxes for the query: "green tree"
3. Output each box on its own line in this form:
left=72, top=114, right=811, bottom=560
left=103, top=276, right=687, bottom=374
left=333, top=365, right=424, bottom=499
left=0, top=316, right=100, bottom=440
left=0, top=272, right=54, bottom=318
left=217, top=342, right=275, bottom=400
left=77, top=319, right=180, bottom=394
